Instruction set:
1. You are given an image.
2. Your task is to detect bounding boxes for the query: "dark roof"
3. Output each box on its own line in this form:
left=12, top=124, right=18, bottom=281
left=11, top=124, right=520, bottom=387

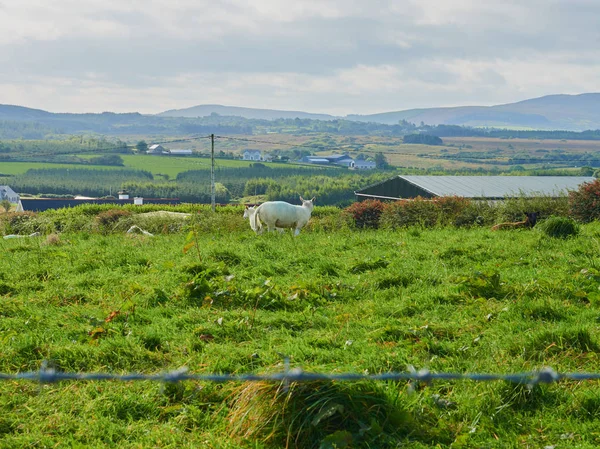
left=356, top=175, right=595, bottom=199
left=325, top=154, right=352, bottom=161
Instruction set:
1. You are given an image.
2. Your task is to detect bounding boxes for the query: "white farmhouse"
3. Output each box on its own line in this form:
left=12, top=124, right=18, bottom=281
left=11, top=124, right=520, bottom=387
left=351, top=160, right=377, bottom=169
left=242, top=149, right=263, bottom=161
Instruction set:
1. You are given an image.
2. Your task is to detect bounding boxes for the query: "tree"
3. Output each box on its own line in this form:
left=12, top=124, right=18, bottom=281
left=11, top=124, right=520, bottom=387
left=374, top=152, right=389, bottom=169
left=88, top=154, right=125, bottom=166
left=136, top=140, right=148, bottom=152
left=1, top=199, right=11, bottom=213
left=403, top=134, right=443, bottom=145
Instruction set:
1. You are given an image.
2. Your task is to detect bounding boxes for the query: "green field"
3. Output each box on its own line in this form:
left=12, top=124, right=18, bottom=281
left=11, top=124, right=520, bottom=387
left=1, top=156, right=325, bottom=178
left=0, top=162, right=121, bottom=176
left=2, top=207, right=600, bottom=447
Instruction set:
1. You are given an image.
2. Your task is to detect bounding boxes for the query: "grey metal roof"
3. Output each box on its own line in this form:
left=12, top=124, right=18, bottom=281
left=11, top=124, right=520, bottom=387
left=399, top=176, right=595, bottom=198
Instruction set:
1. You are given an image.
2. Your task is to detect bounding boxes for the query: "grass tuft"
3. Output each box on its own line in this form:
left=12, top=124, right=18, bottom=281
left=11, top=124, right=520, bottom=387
left=227, top=380, right=413, bottom=448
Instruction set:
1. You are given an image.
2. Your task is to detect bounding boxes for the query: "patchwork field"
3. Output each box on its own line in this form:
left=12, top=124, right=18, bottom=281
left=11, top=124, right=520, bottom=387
left=2, top=208, right=600, bottom=448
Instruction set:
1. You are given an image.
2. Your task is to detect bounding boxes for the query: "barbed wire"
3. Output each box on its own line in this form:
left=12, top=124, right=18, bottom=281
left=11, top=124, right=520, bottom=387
left=2, top=362, right=600, bottom=386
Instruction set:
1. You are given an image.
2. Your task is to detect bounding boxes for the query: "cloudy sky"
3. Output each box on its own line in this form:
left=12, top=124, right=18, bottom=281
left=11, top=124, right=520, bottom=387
left=1, top=0, right=599, bottom=115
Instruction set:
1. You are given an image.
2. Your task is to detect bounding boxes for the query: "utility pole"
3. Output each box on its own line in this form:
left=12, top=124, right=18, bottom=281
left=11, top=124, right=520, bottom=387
left=210, top=133, right=215, bottom=212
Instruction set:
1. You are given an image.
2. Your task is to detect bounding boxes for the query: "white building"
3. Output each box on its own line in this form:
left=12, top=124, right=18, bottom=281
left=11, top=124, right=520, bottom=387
left=242, top=149, right=263, bottom=161
left=352, top=160, right=377, bottom=170
left=169, top=149, right=193, bottom=156
left=0, top=185, right=19, bottom=203
left=147, top=144, right=168, bottom=155
left=301, top=154, right=371, bottom=169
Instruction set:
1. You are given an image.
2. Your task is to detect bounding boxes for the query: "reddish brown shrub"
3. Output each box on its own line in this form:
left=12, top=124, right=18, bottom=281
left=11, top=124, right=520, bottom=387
left=569, top=178, right=600, bottom=223
left=344, top=200, right=386, bottom=229
left=95, top=209, right=132, bottom=229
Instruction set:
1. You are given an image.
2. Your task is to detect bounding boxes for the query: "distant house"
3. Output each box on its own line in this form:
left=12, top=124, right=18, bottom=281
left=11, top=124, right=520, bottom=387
left=243, top=149, right=263, bottom=161
left=0, top=185, right=19, bottom=204
left=351, top=160, right=377, bottom=170
left=301, top=154, right=359, bottom=168
left=147, top=144, right=167, bottom=155
left=169, top=149, right=193, bottom=156
left=300, top=156, right=331, bottom=165
left=325, top=154, right=355, bottom=168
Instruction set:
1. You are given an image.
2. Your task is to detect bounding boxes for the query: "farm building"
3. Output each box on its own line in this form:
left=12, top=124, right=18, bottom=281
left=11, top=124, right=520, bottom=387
left=351, top=160, right=377, bottom=170
left=169, top=149, right=193, bottom=155
left=0, top=185, right=19, bottom=204
left=242, top=149, right=273, bottom=162
left=301, top=154, right=359, bottom=168
left=355, top=176, right=596, bottom=201
left=242, top=149, right=262, bottom=161
left=147, top=144, right=168, bottom=155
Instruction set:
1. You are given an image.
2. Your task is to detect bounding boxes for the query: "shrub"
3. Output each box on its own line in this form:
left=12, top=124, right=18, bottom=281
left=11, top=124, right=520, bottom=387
left=95, top=209, right=132, bottom=228
left=569, top=178, right=600, bottom=223
left=452, top=200, right=496, bottom=227
left=432, top=196, right=472, bottom=226
left=0, top=211, right=39, bottom=235
left=538, top=216, right=580, bottom=239
left=497, top=195, right=569, bottom=223
left=380, top=197, right=438, bottom=229
left=343, top=200, right=385, bottom=229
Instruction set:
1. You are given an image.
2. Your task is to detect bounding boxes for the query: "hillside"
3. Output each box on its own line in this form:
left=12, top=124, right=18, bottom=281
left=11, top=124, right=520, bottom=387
left=1, top=93, right=600, bottom=136
left=158, top=104, right=338, bottom=121
left=347, top=93, right=600, bottom=131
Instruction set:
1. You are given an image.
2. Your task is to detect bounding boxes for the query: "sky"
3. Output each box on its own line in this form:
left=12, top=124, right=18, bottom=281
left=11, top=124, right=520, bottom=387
left=1, top=0, right=599, bottom=116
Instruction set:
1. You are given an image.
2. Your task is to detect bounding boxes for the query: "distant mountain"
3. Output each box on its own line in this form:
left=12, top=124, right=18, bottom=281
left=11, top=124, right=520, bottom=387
left=158, top=104, right=338, bottom=121
left=0, top=104, right=54, bottom=120
left=2, top=93, right=599, bottom=136
left=347, top=93, right=600, bottom=131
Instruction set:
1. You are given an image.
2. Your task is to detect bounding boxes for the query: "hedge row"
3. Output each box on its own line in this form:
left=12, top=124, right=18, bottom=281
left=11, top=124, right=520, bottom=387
left=344, top=179, right=600, bottom=229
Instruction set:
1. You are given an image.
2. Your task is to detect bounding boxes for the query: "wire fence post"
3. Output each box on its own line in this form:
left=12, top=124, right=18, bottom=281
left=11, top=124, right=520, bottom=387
left=211, top=133, right=216, bottom=212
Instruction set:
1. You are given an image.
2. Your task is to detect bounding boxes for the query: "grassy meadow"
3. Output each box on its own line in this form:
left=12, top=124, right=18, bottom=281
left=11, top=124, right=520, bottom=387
left=2, top=207, right=600, bottom=448
left=0, top=156, right=300, bottom=178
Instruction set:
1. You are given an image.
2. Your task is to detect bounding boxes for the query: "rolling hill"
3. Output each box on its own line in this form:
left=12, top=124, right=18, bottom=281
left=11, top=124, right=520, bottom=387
left=159, top=93, right=600, bottom=131
left=346, top=93, right=600, bottom=130
left=158, top=104, right=337, bottom=121
left=1, top=93, right=599, bottom=134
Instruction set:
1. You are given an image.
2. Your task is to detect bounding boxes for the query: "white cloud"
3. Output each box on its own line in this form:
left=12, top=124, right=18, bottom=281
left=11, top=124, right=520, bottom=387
left=0, top=0, right=599, bottom=114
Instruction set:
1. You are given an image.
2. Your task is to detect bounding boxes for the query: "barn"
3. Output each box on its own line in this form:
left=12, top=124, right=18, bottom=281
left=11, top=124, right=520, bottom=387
left=355, top=176, right=596, bottom=201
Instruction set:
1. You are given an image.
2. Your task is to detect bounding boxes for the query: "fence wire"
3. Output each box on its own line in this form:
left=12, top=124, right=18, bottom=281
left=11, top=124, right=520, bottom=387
left=2, top=362, right=600, bottom=386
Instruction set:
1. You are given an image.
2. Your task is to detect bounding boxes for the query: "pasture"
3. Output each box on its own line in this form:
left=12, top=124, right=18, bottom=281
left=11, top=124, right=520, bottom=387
left=2, top=209, right=600, bottom=448
left=119, top=155, right=303, bottom=179
left=0, top=156, right=305, bottom=179
left=0, top=162, right=113, bottom=176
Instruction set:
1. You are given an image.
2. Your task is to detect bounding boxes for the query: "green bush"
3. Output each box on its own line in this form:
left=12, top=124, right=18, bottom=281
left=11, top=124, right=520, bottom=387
left=431, top=196, right=473, bottom=226
left=452, top=200, right=496, bottom=227
left=0, top=211, right=39, bottom=235
left=538, top=216, right=580, bottom=239
left=496, top=195, right=569, bottom=223
left=380, top=197, right=439, bottom=229
left=569, top=178, right=600, bottom=222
